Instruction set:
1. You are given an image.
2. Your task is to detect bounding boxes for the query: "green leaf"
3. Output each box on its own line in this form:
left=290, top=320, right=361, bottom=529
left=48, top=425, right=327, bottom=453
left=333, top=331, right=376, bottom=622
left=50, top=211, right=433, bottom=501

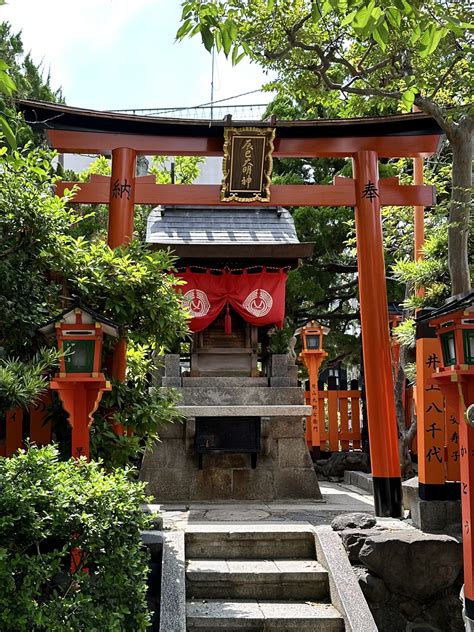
left=0, top=115, right=16, bottom=149
left=410, top=24, right=421, bottom=44
left=231, top=43, right=244, bottom=65
left=401, top=88, right=416, bottom=111
left=321, top=0, right=332, bottom=17
left=220, top=25, right=232, bottom=56
left=340, top=10, right=357, bottom=27
left=200, top=25, right=215, bottom=52
left=373, top=20, right=389, bottom=51
left=386, top=7, right=401, bottom=28
left=311, top=1, right=322, bottom=22
left=176, top=18, right=194, bottom=40
left=267, top=0, right=275, bottom=10
left=352, top=1, right=375, bottom=32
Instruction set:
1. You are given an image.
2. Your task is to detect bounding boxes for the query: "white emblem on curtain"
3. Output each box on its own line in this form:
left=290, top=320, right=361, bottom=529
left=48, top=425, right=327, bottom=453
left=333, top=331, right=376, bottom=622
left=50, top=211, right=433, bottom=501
left=182, top=289, right=210, bottom=317
left=243, top=289, right=273, bottom=317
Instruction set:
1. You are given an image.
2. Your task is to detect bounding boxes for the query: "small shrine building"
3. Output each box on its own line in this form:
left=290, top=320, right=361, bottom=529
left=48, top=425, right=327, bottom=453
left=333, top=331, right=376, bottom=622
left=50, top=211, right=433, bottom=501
left=141, top=203, right=321, bottom=500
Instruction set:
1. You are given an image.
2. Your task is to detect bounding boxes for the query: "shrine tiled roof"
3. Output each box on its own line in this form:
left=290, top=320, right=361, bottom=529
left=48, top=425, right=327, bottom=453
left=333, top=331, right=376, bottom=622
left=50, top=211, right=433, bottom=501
left=146, top=205, right=300, bottom=246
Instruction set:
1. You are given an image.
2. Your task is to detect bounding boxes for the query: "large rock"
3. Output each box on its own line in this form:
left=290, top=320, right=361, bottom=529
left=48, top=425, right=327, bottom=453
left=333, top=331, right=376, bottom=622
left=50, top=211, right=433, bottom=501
left=359, top=531, right=462, bottom=601
left=340, top=528, right=380, bottom=563
left=331, top=512, right=377, bottom=531
left=371, top=605, right=408, bottom=632
left=316, top=450, right=370, bottom=479
left=353, top=565, right=390, bottom=604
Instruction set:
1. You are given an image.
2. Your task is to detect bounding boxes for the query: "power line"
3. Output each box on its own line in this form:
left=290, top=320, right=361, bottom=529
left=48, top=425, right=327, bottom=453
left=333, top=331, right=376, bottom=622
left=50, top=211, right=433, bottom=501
left=110, top=89, right=272, bottom=114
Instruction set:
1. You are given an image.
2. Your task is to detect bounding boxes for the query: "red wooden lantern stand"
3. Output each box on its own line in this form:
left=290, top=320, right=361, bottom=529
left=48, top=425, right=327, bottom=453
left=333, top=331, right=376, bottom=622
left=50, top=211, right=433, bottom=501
left=299, top=321, right=329, bottom=456
left=39, top=305, right=120, bottom=460
left=49, top=376, right=110, bottom=461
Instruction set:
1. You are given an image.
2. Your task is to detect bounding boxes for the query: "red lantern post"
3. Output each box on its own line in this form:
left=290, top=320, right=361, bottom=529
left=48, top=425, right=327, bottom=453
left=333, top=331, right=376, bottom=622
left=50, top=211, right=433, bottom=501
left=39, top=305, right=120, bottom=460
left=299, top=321, right=329, bottom=456
left=419, top=293, right=474, bottom=624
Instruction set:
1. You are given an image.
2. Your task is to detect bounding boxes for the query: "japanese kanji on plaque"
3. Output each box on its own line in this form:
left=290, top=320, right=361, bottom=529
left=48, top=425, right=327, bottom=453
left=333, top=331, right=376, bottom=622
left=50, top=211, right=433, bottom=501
left=221, top=127, right=275, bottom=202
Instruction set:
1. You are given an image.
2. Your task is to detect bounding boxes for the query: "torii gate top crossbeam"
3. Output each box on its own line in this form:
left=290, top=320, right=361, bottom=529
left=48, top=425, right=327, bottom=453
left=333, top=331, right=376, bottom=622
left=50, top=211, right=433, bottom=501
left=17, top=99, right=443, bottom=159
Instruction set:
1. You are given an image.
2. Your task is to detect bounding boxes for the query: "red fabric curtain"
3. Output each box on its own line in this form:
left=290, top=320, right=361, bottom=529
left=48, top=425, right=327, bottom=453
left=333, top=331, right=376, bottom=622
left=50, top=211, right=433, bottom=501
left=175, top=269, right=287, bottom=333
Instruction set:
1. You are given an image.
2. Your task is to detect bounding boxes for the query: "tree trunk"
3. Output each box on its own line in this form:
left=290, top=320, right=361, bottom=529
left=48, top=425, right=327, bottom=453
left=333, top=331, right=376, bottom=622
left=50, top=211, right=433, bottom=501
left=448, top=117, right=473, bottom=295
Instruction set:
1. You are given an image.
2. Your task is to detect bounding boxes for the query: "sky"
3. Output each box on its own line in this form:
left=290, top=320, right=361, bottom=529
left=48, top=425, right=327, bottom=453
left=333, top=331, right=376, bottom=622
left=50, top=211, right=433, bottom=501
left=2, top=0, right=274, bottom=113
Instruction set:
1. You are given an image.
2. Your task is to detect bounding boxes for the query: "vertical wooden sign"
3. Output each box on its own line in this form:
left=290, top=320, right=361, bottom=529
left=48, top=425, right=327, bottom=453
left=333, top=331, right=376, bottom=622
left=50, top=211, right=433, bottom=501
left=416, top=334, right=446, bottom=492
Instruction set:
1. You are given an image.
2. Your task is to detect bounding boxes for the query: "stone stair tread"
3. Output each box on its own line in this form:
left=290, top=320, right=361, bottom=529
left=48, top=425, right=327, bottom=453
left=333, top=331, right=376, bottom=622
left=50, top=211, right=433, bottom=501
left=186, top=599, right=344, bottom=630
left=186, top=558, right=327, bottom=580
left=185, top=527, right=317, bottom=560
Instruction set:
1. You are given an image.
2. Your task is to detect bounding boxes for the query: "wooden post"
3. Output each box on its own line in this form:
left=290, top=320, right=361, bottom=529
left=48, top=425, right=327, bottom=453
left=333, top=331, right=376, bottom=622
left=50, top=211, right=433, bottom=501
left=50, top=378, right=111, bottom=461
left=107, top=147, right=137, bottom=432
left=6, top=407, right=23, bottom=456
left=29, top=392, right=52, bottom=446
left=327, top=375, right=339, bottom=452
left=108, top=147, right=137, bottom=249
left=353, top=150, right=402, bottom=517
left=307, top=358, right=324, bottom=455
left=459, top=409, right=474, bottom=622
left=445, top=401, right=461, bottom=482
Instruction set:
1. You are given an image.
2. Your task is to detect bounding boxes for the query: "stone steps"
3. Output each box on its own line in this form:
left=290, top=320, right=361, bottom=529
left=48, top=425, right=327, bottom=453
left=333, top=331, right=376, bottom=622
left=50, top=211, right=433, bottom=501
left=184, top=528, right=345, bottom=631
left=186, top=559, right=329, bottom=600
left=186, top=599, right=345, bottom=631
left=186, top=528, right=316, bottom=560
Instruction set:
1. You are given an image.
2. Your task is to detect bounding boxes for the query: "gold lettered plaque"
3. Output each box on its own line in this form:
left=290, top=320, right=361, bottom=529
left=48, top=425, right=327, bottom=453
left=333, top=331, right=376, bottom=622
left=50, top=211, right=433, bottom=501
left=221, top=127, right=275, bottom=202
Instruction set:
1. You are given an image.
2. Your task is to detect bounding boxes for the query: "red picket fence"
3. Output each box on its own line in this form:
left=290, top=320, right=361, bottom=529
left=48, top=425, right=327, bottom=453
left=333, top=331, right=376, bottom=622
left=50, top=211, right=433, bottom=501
left=305, top=379, right=362, bottom=452
left=0, top=392, right=52, bottom=457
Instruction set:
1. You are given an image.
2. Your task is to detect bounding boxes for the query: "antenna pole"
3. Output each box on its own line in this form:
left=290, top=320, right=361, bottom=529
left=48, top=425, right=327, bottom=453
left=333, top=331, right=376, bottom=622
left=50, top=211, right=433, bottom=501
left=210, top=45, right=215, bottom=120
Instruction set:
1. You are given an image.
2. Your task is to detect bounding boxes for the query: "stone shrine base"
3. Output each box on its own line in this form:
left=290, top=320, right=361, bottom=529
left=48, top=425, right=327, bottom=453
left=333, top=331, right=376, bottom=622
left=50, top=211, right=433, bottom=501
left=140, top=414, right=321, bottom=501
left=140, top=380, right=321, bottom=502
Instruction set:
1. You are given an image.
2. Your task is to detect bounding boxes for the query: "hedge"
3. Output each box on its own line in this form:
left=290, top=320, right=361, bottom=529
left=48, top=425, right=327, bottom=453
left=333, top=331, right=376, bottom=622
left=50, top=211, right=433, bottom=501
left=0, top=445, right=151, bottom=631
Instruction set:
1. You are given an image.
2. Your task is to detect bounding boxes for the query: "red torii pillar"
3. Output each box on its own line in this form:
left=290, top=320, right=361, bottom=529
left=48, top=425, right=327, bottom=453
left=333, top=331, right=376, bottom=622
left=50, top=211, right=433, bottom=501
left=353, top=150, right=402, bottom=517
left=108, top=148, right=136, bottom=400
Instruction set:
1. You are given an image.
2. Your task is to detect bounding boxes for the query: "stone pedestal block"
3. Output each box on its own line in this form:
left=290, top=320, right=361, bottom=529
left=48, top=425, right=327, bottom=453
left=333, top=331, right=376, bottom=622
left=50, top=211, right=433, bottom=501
left=140, top=382, right=322, bottom=501
left=403, top=476, right=462, bottom=532
left=270, top=354, right=288, bottom=377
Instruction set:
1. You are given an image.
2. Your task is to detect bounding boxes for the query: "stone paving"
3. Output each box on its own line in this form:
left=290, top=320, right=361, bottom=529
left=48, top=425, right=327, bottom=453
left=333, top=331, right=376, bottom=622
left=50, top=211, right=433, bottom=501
left=147, top=481, right=415, bottom=532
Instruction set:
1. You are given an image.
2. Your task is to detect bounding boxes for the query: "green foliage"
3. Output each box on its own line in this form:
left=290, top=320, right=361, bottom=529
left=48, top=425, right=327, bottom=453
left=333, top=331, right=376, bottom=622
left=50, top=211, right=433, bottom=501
left=0, top=348, right=60, bottom=414
left=90, top=342, right=182, bottom=468
left=42, top=238, right=188, bottom=348
left=78, top=155, right=111, bottom=182
left=178, top=0, right=472, bottom=117
left=0, top=143, right=187, bottom=465
left=0, top=444, right=152, bottom=631
left=0, top=22, right=64, bottom=149
left=393, top=318, right=415, bottom=349
left=150, top=155, right=205, bottom=184
left=268, top=323, right=293, bottom=354
left=0, top=144, right=79, bottom=357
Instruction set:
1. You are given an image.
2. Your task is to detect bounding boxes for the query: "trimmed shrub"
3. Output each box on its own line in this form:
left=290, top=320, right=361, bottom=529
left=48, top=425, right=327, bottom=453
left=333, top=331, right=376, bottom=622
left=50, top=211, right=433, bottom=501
left=0, top=445, right=151, bottom=631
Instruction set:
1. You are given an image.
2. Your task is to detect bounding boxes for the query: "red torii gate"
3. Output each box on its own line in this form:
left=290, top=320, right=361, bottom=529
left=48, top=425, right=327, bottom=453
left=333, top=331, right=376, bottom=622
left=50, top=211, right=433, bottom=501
left=18, top=99, right=443, bottom=517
